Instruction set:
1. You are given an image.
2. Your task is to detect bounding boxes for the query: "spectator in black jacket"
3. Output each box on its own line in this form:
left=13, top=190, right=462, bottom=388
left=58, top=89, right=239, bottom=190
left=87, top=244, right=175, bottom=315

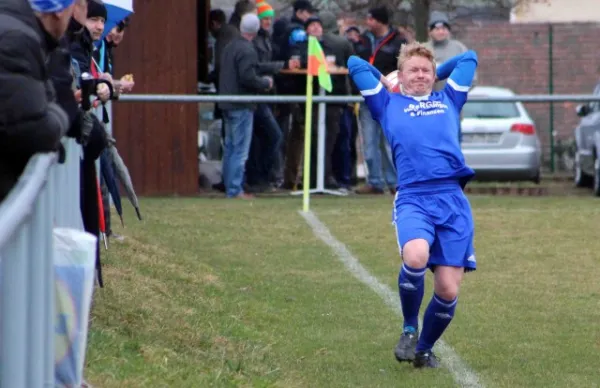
left=287, top=16, right=353, bottom=190
left=209, top=7, right=243, bottom=168
left=254, top=2, right=289, bottom=76
left=47, top=0, right=94, bottom=147
left=69, top=0, right=113, bottom=285
left=70, top=1, right=94, bottom=75
left=218, top=13, right=272, bottom=199
left=0, top=0, right=75, bottom=201
left=271, top=0, right=315, bottom=189
left=272, top=0, right=315, bottom=65
left=319, top=10, right=357, bottom=190
left=229, top=0, right=256, bottom=30
left=245, top=1, right=297, bottom=191
left=345, top=26, right=361, bottom=51
left=352, top=6, right=406, bottom=195
left=210, top=9, right=239, bottom=89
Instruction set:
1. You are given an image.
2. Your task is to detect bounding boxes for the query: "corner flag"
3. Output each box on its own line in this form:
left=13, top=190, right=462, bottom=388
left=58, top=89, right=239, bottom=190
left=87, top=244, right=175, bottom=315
left=307, top=36, right=332, bottom=92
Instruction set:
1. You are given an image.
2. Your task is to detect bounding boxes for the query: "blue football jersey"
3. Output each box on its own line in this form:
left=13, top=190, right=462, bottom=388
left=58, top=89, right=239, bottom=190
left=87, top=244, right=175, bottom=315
left=348, top=51, right=479, bottom=188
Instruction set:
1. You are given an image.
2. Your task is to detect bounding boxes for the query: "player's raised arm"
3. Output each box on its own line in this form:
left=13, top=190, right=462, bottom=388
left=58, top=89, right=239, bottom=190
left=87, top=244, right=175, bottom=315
left=436, top=50, right=478, bottom=110
left=347, top=55, right=390, bottom=122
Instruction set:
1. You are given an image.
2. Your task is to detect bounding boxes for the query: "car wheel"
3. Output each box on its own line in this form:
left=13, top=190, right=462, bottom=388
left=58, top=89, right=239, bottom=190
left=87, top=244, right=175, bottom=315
left=574, top=152, right=592, bottom=188
left=531, top=170, right=541, bottom=184
left=593, top=157, right=600, bottom=196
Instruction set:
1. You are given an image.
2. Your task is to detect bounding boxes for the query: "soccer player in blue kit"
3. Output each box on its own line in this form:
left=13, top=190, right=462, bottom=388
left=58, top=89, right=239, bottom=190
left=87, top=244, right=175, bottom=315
left=347, top=42, right=478, bottom=369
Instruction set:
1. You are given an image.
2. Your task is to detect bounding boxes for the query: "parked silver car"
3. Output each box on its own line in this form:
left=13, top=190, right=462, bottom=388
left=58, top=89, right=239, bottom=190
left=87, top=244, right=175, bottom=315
left=571, top=82, right=600, bottom=195
left=461, top=86, right=542, bottom=183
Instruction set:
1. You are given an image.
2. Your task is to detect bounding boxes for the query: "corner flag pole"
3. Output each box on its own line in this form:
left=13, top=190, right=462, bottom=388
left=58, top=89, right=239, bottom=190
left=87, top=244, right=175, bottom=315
left=302, top=73, right=313, bottom=212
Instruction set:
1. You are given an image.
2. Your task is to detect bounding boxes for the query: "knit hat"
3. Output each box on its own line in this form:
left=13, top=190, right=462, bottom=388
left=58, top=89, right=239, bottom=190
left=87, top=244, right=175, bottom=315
left=240, top=13, right=260, bottom=34
left=256, top=1, right=275, bottom=19
left=87, top=0, right=107, bottom=20
left=429, top=11, right=450, bottom=30
left=293, top=0, right=315, bottom=13
left=304, top=16, right=321, bottom=29
left=28, top=0, right=75, bottom=13
left=367, top=6, right=389, bottom=25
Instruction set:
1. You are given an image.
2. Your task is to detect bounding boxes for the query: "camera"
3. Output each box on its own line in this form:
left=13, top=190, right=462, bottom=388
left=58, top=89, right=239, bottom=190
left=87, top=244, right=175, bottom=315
left=117, top=17, right=130, bottom=32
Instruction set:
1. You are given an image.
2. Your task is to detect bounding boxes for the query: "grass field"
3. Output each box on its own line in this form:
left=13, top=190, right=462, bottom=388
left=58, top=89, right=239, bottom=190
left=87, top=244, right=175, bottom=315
left=85, top=195, right=600, bottom=388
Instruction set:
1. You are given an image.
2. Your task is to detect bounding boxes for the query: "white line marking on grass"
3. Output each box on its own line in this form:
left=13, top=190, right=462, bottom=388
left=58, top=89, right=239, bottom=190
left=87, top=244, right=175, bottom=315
left=299, top=210, right=484, bottom=388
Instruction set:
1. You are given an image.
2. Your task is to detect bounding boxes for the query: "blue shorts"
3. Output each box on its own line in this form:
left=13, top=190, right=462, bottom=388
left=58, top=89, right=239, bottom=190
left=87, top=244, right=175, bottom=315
left=392, top=180, right=476, bottom=272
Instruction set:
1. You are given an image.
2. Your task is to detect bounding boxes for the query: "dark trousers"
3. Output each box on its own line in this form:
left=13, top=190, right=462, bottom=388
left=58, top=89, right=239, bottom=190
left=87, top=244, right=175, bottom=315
left=283, top=103, right=341, bottom=188
left=245, top=104, right=283, bottom=186
left=332, top=105, right=356, bottom=187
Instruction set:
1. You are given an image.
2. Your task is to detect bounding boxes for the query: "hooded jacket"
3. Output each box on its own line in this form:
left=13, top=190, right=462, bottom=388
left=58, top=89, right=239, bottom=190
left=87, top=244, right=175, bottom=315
left=0, top=0, right=69, bottom=200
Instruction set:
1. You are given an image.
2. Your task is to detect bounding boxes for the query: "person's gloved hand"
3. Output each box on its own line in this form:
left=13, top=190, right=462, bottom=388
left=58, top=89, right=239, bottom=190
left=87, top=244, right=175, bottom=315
left=79, top=111, right=95, bottom=146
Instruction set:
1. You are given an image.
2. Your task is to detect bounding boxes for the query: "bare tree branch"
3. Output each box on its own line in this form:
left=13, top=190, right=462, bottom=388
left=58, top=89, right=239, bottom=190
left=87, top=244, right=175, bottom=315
left=277, top=0, right=550, bottom=20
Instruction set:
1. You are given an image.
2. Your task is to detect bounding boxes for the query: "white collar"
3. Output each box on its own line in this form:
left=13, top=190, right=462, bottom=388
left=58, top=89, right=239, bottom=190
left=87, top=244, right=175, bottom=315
left=408, top=94, right=431, bottom=101
left=399, top=85, right=431, bottom=100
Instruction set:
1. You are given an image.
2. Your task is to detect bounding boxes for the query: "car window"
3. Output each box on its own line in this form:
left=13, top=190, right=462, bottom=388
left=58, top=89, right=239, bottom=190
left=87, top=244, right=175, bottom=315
left=462, top=99, right=520, bottom=119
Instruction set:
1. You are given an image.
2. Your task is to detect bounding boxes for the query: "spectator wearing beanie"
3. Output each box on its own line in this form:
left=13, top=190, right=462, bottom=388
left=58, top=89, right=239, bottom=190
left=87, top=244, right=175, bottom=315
left=218, top=14, right=273, bottom=199
left=69, top=0, right=105, bottom=76
left=254, top=0, right=279, bottom=71
left=425, top=11, right=476, bottom=144
left=70, top=0, right=113, bottom=282
left=85, top=0, right=106, bottom=41
left=85, top=0, right=112, bottom=105
left=70, top=0, right=94, bottom=75
left=245, top=1, right=289, bottom=190
left=425, top=11, right=476, bottom=92
left=352, top=6, right=406, bottom=195
left=257, top=1, right=274, bottom=20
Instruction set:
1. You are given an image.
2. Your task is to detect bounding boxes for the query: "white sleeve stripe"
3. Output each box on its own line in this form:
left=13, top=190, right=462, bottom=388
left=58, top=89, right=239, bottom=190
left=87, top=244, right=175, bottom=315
left=447, top=78, right=470, bottom=92
left=360, top=82, right=383, bottom=96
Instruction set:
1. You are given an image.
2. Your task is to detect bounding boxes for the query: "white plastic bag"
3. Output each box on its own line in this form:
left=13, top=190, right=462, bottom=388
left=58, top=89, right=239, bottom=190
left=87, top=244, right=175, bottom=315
left=53, top=227, right=97, bottom=388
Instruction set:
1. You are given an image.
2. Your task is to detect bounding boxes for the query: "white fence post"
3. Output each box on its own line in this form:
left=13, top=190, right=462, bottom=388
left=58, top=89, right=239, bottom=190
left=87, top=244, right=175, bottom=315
left=0, top=153, right=59, bottom=388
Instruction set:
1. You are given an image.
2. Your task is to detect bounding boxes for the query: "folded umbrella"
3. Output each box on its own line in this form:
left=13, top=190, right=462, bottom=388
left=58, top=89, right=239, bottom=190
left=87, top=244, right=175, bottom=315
left=100, top=149, right=124, bottom=227
left=107, top=145, right=142, bottom=221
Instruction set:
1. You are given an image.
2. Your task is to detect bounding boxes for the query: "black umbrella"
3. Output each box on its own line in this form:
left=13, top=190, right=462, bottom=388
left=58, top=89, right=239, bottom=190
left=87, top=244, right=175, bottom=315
left=100, top=149, right=124, bottom=227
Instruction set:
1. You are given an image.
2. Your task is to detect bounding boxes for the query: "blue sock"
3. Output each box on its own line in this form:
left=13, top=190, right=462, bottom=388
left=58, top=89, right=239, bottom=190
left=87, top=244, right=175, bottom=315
left=398, top=263, right=426, bottom=332
left=416, top=293, right=458, bottom=352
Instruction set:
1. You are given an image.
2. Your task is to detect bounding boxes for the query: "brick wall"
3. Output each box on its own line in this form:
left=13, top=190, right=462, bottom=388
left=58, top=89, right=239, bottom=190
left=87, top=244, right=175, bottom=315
left=454, top=22, right=600, bottom=162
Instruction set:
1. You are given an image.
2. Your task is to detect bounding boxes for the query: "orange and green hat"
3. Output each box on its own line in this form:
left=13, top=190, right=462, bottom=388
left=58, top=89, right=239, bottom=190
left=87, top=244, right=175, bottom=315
left=257, top=1, right=275, bottom=19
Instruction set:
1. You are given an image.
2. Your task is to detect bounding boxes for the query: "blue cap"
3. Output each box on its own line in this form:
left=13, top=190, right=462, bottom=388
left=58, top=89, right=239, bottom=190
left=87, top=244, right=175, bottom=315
left=29, top=0, right=75, bottom=13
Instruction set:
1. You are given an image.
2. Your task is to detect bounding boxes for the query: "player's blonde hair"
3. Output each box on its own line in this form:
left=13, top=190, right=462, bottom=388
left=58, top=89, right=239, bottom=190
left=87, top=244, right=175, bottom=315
left=397, top=42, right=436, bottom=72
